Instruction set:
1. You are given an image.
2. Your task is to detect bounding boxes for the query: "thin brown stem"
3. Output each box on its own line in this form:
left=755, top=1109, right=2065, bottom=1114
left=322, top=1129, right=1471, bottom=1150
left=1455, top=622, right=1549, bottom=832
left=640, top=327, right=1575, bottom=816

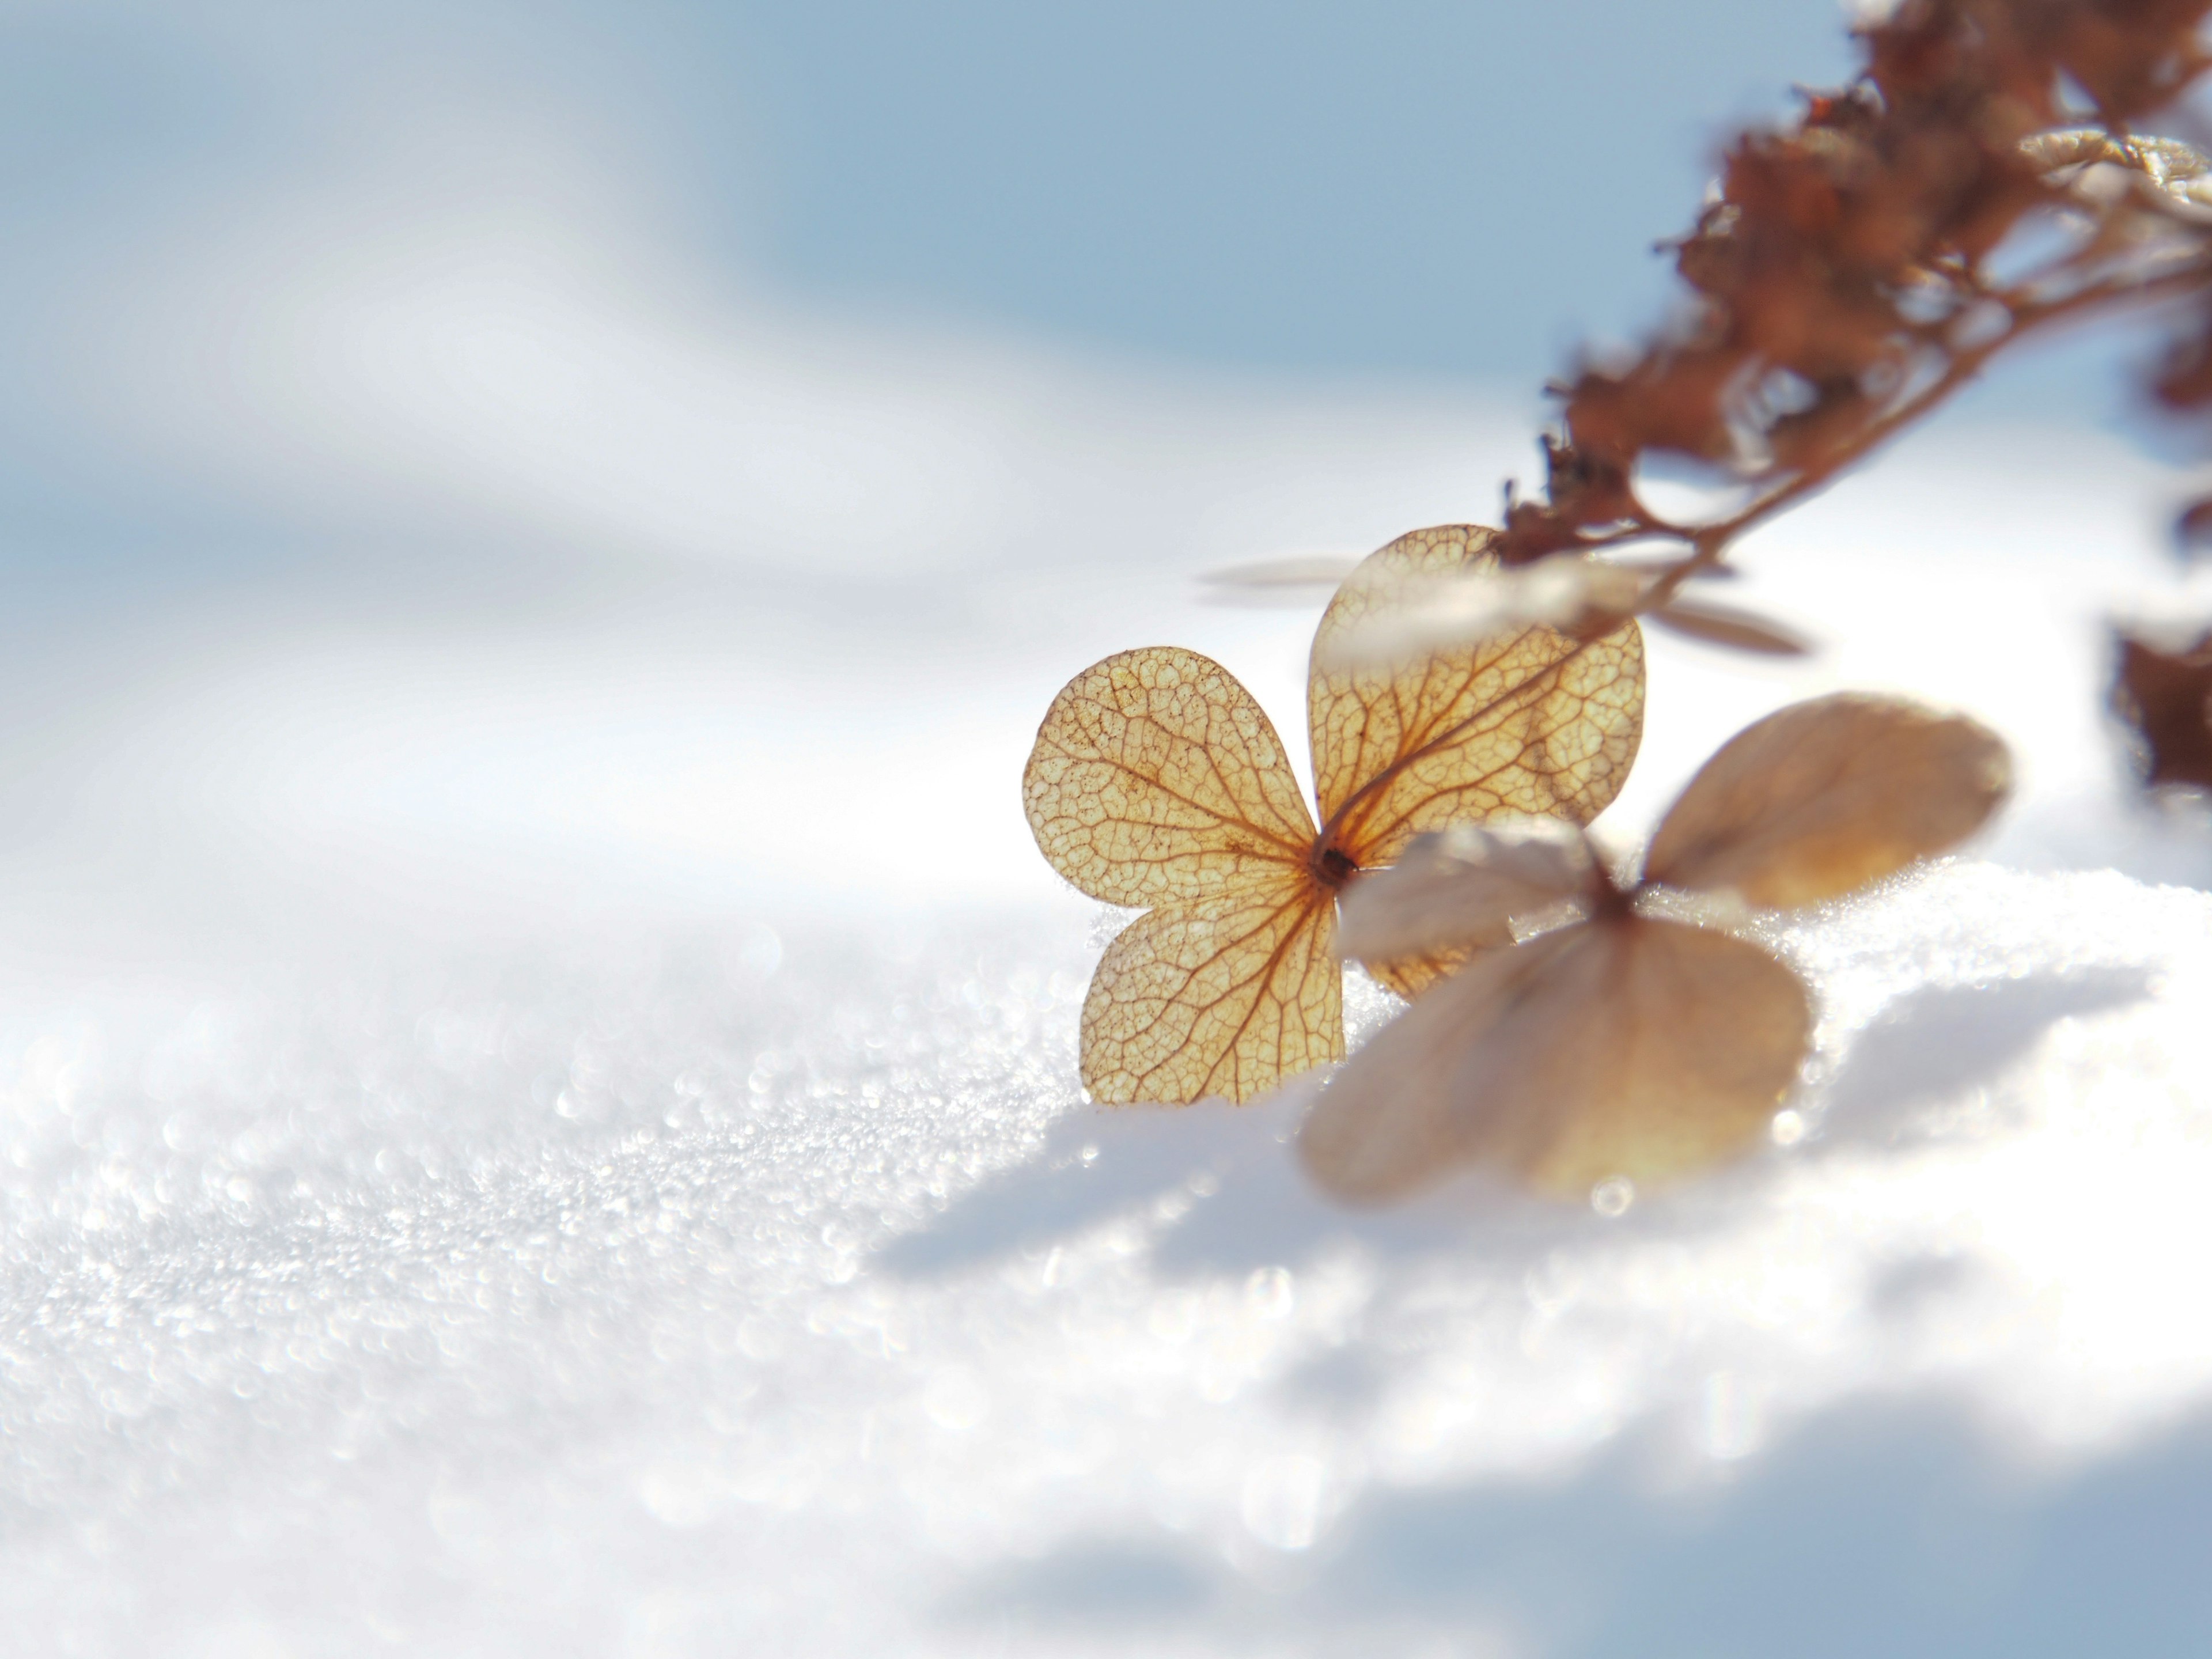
left=1617, top=243, right=2212, bottom=616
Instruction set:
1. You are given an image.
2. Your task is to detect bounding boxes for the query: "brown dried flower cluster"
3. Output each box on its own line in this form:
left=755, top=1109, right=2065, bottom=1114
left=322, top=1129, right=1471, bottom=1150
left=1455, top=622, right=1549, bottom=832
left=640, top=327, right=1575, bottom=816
left=1490, top=0, right=2212, bottom=737
left=1214, top=2, right=2212, bottom=769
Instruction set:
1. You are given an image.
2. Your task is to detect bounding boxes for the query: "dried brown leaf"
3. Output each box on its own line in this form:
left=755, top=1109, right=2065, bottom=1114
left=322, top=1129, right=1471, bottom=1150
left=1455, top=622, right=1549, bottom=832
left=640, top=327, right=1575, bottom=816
left=1645, top=692, right=2012, bottom=907
left=1299, top=916, right=1810, bottom=1205
left=2176, top=495, right=2212, bottom=558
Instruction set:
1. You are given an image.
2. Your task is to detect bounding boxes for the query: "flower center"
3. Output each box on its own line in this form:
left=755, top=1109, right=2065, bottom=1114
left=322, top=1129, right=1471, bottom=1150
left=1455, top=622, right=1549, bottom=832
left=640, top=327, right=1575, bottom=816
left=1310, top=842, right=1359, bottom=890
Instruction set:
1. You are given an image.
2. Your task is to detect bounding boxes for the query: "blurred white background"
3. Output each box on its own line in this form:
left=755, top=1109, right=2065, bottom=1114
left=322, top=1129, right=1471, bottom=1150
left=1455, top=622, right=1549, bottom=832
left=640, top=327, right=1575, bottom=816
left=6, top=3, right=2212, bottom=1655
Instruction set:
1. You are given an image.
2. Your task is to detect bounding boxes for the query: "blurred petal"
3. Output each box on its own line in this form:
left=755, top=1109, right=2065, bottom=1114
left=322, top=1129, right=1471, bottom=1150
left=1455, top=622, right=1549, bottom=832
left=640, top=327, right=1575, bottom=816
left=1646, top=599, right=1812, bottom=657
left=1337, top=819, right=1595, bottom=961
left=1312, top=554, right=1645, bottom=674
left=1199, top=555, right=1363, bottom=589
left=2022, top=127, right=2212, bottom=217
left=1300, top=929, right=1578, bottom=1204
left=1300, top=917, right=1810, bottom=1205
left=1082, top=877, right=1340, bottom=1105
left=1645, top=693, right=2011, bottom=908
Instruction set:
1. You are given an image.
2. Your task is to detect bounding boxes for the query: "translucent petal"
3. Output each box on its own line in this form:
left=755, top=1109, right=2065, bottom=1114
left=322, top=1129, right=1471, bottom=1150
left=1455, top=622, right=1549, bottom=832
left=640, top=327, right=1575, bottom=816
left=1081, top=876, right=1341, bottom=1104
left=1307, top=527, right=1645, bottom=873
left=1024, top=647, right=1317, bottom=908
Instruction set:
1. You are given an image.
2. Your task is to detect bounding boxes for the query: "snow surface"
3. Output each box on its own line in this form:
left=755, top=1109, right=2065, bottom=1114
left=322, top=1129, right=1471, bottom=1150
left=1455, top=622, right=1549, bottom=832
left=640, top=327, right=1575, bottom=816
left=9, top=846, right=2212, bottom=1657
left=10, top=80, right=2212, bottom=1655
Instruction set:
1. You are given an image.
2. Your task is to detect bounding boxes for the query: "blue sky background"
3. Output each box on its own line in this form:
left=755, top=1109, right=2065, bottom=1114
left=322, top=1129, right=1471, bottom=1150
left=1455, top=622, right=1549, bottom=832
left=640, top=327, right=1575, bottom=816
left=6, top=0, right=2180, bottom=571
left=711, top=0, right=1850, bottom=374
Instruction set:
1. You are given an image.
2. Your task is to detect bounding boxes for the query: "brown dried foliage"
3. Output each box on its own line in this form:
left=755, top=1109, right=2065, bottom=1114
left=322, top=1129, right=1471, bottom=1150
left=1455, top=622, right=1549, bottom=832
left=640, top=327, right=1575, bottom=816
left=1301, top=695, right=2014, bottom=1206
left=1022, top=528, right=1643, bottom=1104
left=1483, top=0, right=2212, bottom=717
left=2112, top=626, right=2212, bottom=785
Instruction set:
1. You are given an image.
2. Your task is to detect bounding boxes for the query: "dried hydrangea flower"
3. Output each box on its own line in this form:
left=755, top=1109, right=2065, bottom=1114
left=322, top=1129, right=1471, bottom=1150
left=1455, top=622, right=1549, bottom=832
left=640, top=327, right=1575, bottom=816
left=1301, top=693, right=2012, bottom=1203
left=1022, top=526, right=1645, bottom=1104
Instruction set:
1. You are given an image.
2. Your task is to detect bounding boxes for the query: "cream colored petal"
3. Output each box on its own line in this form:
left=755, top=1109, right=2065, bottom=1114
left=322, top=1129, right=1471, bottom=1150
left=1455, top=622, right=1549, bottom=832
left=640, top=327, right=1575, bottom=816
left=1299, top=918, right=1810, bottom=1205
left=1081, top=874, right=1342, bottom=1105
left=1024, top=646, right=1318, bottom=908
left=1298, top=928, right=1578, bottom=1203
left=1645, top=693, right=2012, bottom=908
left=1306, top=527, right=1644, bottom=873
left=1336, top=819, right=1596, bottom=962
